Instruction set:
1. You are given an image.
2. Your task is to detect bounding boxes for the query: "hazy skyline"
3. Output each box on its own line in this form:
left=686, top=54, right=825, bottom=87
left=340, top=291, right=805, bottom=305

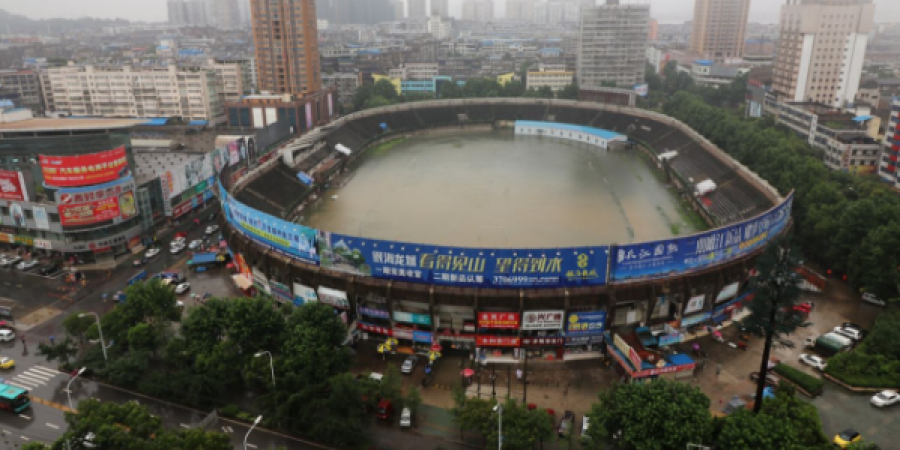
left=0, top=0, right=897, bottom=25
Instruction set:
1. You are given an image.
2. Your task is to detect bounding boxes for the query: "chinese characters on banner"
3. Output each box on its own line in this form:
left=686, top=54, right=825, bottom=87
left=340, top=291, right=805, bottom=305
left=40, top=147, right=129, bottom=187
left=521, top=310, right=565, bottom=330
left=477, top=312, right=520, bottom=329
left=610, top=192, right=793, bottom=282
left=565, top=311, right=607, bottom=335
left=0, top=170, right=28, bottom=201
left=475, top=336, right=520, bottom=347
left=521, top=337, right=565, bottom=347
left=358, top=323, right=392, bottom=336
left=58, top=197, right=120, bottom=227
left=359, top=307, right=390, bottom=319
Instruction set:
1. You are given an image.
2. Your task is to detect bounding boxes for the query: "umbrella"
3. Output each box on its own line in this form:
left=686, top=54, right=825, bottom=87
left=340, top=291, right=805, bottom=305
left=428, top=351, right=441, bottom=361
left=386, top=338, right=398, bottom=347
left=377, top=344, right=387, bottom=354
left=461, top=368, right=475, bottom=377
left=430, top=342, right=443, bottom=352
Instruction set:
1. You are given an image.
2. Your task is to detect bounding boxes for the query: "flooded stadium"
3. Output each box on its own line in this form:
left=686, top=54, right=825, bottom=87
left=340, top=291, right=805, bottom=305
left=303, top=129, right=699, bottom=248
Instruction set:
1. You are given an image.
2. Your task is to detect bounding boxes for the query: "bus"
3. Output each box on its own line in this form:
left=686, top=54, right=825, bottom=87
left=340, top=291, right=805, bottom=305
left=0, top=382, right=30, bottom=413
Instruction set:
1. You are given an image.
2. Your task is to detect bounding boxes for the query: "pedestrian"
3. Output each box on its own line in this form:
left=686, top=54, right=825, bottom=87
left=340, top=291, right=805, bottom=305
left=716, top=364, right=722, bottom=377
left=49, top=336, right=55, bottom=345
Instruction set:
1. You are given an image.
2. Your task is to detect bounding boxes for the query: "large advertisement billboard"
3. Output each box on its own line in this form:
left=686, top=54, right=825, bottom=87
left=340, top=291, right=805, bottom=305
left=40, top=147, right=129, bottom=187
left=163, top=153, right=215, bottom=200
left=0, top=170, right=28, bottom=201
left=222, top=193, right=319, bottom=263
left=317, top=232, right=608, bottom=288
left=609, top=192, right=793, bottom=282
left=59, top=197, right=121, bottom=227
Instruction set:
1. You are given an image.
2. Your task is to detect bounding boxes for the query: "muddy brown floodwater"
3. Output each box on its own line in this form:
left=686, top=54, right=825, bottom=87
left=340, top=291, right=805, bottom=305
left=304, top=129, right=697, bottom=248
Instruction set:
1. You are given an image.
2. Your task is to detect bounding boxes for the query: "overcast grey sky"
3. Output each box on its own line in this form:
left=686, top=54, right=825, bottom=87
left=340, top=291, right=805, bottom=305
left=0, top=0, right=897, bottom=25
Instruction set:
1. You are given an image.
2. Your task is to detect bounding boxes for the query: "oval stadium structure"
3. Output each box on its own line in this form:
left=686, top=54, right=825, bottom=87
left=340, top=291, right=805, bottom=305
left=217, top=98, right=792, bottom=364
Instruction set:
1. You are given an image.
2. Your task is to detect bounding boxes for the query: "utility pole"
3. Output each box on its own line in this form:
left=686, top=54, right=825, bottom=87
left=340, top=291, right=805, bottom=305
left=753, top=247, right=790, bottom=414
left=522, top=351, right=528, bottom=404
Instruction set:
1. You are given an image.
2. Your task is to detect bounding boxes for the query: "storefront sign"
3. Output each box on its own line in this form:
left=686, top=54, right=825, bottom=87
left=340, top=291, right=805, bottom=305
left=269, top=280, right=292, bottom=304
left=436, top=332, right=476, bottom=343
left=14, top=235, right=33, bottom=246
left=613, top=333, right=642, bottom=370
left=292, top=283, right=318, bottom=306
left=566, top=311, right=607, bottom=335
left=32, top=206, right=50, bottom=230
left=565, top=335, right=605, bottom=346
left=358, top=322, right=392, bottom=336
left=393, top=310, right=432, bottom=325
left=681, top=312, right=712, bottom=327
left=413, top=331, right=433, bottom=343
left=55, top=176, right=135, bottom=204
left=40, top=146, right=129, bottom=187
left=0, top=170, right=28, bottom=201
left=477, top=312, right=520, bottom=329
left=521, top=337, right=564, bottom=347
left=715, top=282, right=739, bottom=303
left=317, top=286, right=350, bottom=309
left=9, top=203, right=26, bottom=227
left=392, top=328, right=413, bottom=340
left=632, top=362, right=696, bottom=379
left=522, top=310, right=565, bottom=330
left=684, top=294, right=706, bottom=315
left=657, top=332, right=683, bottom=346
left=713, top=292, right=753, bottom=316
left=34, top=239, right=52, bottom=250
left=251, top=267, right=270, bottom=295
left=58, top=197, right=120, bottom=227
left=359, top=307, right=390, bottom=319
left=475, top=336, right=520, bottom=347
left=173, top=194, right=202, bottom=219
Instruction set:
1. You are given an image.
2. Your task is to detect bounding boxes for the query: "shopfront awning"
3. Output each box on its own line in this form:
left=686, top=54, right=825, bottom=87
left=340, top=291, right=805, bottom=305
left=232, top=274, right=253, bottom=290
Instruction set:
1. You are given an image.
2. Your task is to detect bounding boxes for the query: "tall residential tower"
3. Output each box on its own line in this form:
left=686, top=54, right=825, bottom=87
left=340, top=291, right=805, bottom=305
left=577, top=0, right=650, bottom=89
left=690, top=0, right=751, bottom=61
left=772, top=0, right=875, bottom=107
left=250, top=0, right=321, bottom=95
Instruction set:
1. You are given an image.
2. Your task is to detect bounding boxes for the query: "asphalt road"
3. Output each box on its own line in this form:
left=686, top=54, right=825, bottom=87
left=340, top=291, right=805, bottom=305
left=0, top=401, right=67, bottom=448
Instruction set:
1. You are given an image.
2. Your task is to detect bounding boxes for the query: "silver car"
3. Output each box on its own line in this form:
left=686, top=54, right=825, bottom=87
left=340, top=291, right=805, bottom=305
left=400, top=355, right=419, bottom=374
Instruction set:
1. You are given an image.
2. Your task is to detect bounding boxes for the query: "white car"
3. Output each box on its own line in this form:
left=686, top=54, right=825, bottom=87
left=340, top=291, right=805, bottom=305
left=799, top=354, right=827, bottom=371
left=170, top=244, right=186, bottom=255
left=0, top=329, right=15, bottom=342
left=171, top=237, right=187, bottom=247
left=188, top=239, right=203, bottom=250
left=399, top=407, right=411, bottom=428
left=833, top=326, right=864, bottom=341
left=146, top=248, right=160, bottom=258
left=16, top=260, right=39, bottom=271
left=870, top=390, right=900, bottom=408
left=581, top=415, right=590, bottom=441
left=204, top=225, right=219, bottom=235
left=861, top=293, right=886, bottom=306
left=174, top=282, right=191, bottom=295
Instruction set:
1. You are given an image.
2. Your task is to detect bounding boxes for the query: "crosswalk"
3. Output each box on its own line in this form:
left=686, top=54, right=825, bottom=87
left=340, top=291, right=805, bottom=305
left=3, top=365, right=64, bottom=391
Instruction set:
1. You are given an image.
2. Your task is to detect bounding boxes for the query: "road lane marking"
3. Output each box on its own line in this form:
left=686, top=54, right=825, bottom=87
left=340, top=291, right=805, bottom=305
left=45, top=423, right=58, bottom=429
left=30, top=366, right=62, bottom=376
left=17, top=374, right=51, bottom=384
left=20, top=436, right=29, bottom=441
left=180, top=423, right=190, bottom=429
left=18, top=415, right=30, bottom=420
left=20, top=371, right=54, bottom=380
left=8, top=380, right=39, bottom=389
left=222, top=426, right=233, bottom=433
left=247, top=444, right=257, bottom=449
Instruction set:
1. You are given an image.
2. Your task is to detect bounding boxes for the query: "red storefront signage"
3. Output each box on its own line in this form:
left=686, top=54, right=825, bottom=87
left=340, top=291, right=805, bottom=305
left=172, top=194, right=202, bottom=218
left=475, top=336, right=520, bottom=347
left=477, top=312, right=520, bottom=329
left=633, top=362, right=696, bottom=379
left=521, top=337, right=564, bottom=347
left=58, top=197, right=120, bottom=227
left=40, top=147, right=129, bottom=187
left=0, top=170, right=27, bottom=201
left=357, top=323, right=392, bottom=336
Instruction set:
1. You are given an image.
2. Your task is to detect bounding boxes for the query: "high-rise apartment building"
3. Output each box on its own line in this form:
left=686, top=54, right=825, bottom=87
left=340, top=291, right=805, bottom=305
left=507, top=0, right=536, bottom=21
left=462, top=0, right=495, bottom=22
left=408, top=0, right=428, bottom=18
left=577, top=1, right=650, bottom=89
left=251, top=0, right=321, bottom=95
left=878, top=97, right=900, bottom=187
left=690, top=0, right=750, bottom=61
left=168, top=0, right=242, bottom=28
left=41, top=64, right=230, bottom=124
left=432, top=0, right=450, bottom=17
left=772, top=0, right=875, bottom=108
left=648, top=18, right=658, bottom=41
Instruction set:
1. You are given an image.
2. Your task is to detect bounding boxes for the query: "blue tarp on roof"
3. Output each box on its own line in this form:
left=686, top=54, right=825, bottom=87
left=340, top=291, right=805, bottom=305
left=296, top=171, right=313, bottom=186
left=516, top=120, right=626, bottom=140
left=190, top=253, right=220, bottom=264
left=188, top=120, right=208, bottom=126
left=0, top=100, right=14, bottom=108
left=143, top=118, right=169, bottom=126
left=669, top=354, right=695, bottom=366
left=852, top=115, right=874, bottom=122
left=694, top=59, right=714, bottom=66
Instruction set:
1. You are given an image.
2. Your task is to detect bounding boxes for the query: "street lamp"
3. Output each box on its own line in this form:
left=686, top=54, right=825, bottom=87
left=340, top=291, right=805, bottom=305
left=79, top=312, right=107, bottom=361
left=243, top=415, right=262, bottom=450
left=66, top=367, right=87, bottom=411
left=493, top=404, right=502, bottom=450
left=254, top=351, right=275, bottom=386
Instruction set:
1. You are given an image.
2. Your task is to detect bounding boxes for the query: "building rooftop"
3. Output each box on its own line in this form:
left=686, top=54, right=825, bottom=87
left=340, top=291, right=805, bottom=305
left=0, top=117, right=145, bottom=133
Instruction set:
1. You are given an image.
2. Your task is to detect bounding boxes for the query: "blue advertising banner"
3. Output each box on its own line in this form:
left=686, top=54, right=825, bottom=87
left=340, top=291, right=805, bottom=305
left=317, top=232, right=609, bottom=288
left=413, top=331, right=433, bottom=343
left=565, top=311, right=607, bottom=336
left=360, top=307, right=390, bottom=319
left=393, top=311, right=432, bottom=325
left=224, top=195, right=319, bottom=263
left=269, top=280, right=292, bottom=304
left=609, top=192, right=793, bottom=282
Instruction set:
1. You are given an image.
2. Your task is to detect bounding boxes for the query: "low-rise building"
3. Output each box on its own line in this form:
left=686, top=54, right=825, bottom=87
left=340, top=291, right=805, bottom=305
left=526, top=68, right=573, bottom=92
left=322, top=72, right=361, bottom=107
left=683, top=60, right=749, bottom=88
left=878, top=97, right=900, bottom=188
left=0, top=69, right=43, bottom=112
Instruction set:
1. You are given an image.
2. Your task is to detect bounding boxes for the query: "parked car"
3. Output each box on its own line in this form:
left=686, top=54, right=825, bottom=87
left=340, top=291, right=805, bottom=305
left=376, top=399, right=394, bottom=420
left=188, top=239, right=203, bottom=250
left=0, top=356, right=15, bottom=369
left=558, top=410, right=575, bottom=438
left=0, top=329, right=15, bottom=342
left=170, top=243, right=187, bottom=255
left=581, top=415, right=591, bottom=442
left=174, top=282, right=191, bottom=295
left=870, top=390, right=900, bottom=408
left=833, top=429, right=861, bottom=448
left=205, top=225, right=219, bottom=235
left=833, top=326, right=865, bottom=341
left=16, top=260, right=39, bottom=271
left=749, top=371, right=780, bottom=387
left=0, top=256, right=21, bottom=267
left=171, top=237, right=187, bottom=247
left=400, top=355, right=419, bottom=374
left=146, top=248, right=161, bottom=258
left=861, top=293, right=886, bottom=306
left=399, top=407, right=412, bottom=428
left=38, top=264, right=61, bottom=275
left=133, top=258, right=147, bottom=267
left=799, top=353, right=827, bottom=371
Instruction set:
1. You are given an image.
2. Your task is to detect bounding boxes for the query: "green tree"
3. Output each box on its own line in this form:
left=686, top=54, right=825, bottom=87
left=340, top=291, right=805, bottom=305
left=450, top=388, right=496, bottom=441
left=304, top=372, right=371, bottom=448
left=500, top=80, right=525, bottom=97
left=363, top=95, right=392, bottom=110
left=405, top=385, right=423, bottom=418
left=127, top=323, right=160, bottom=353
left=718, top=387, right=830, bottom=449
left=36, top=337, right=79, bottom=368
left=584, top=380, right=713, bottom=450
left=373, top=78, right=399, bottom=101
left=537, top=85, right=554, bottom=98
left=557, top=83, right=579, bottom=100
left=380, top=365, right=403, bottom=406
left=62, top=313, right=96, bottom=345
left=484, top=400, right=555, bottom=450
left=352, top=84, right=375, bottom=111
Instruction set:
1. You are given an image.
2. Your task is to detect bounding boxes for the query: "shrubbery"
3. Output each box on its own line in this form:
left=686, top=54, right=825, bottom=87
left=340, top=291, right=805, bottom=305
left=824, top=310, right=900, bottom=388
left=773, top=363, right=824, bottom=395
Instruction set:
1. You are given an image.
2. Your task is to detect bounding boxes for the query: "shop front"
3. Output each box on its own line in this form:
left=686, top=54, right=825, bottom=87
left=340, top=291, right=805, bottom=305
left=292, top=281, right=318, bottom=306
left=712, top=291, right=753, bottom=324
left=563, top=310, right=607, bottom=361
left=317, top=286, right=352, bottom=324
left=434, top=304, right=475, bottom=335
left=476, top=312, right=520, bottom=361
left=521, top=337, right=565, bottom=360
left=475, top=336, right=521, bottom=363
left=392, top=308, right=433, bottom=352
left=520, top=310, right=565, bottom=359
left=434, top=330, right=476, bottom=355
left=605, top=332, right=696, bottom=383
